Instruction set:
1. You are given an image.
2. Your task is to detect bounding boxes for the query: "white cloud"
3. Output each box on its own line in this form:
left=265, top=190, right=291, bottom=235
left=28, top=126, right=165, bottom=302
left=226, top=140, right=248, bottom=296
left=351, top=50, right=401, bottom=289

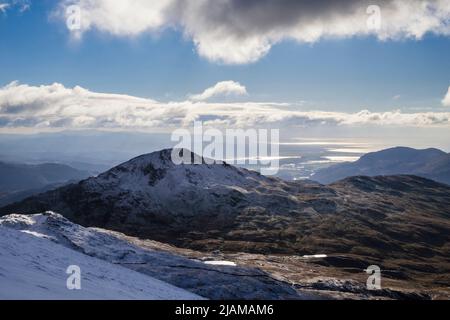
left=57, top=0, right=450, bottom=64
left=189, top=81, right=248, bottom=101
left=1, top=82, right=450, bottom=132
left=0, top=1, right=30, bottom=13
left=0, top=3, right=10, bottom=13
left=442, top=86, right=450, bottom=107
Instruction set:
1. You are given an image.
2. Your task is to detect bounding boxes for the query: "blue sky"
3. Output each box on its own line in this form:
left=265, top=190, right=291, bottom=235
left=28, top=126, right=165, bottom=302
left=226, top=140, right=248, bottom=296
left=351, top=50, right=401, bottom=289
left=1, top=0, right=449, bottom=113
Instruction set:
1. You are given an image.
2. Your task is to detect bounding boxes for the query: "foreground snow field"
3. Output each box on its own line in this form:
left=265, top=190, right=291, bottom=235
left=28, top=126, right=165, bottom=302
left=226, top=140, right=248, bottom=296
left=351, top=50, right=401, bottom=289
left=0, top=223, right=202, bottom=300
left=0, top=212, right=304, bottom=300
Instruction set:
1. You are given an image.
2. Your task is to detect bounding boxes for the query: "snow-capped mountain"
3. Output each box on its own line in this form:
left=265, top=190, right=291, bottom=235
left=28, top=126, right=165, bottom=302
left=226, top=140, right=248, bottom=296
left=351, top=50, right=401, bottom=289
left=0, top=211, right=305, bottom=300
left=0, top=148, right=335, bottom=244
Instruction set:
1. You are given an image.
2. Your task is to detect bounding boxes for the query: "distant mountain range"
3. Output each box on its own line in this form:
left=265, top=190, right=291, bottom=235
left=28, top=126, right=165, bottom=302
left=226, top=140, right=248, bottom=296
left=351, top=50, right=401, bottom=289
left=312, top=147, right=450, bottom=185
left=0, top=161, right=91, bottom=193
left=0, top=162, right=91, bottom=206
left=1, top=148, right=449, bottom=293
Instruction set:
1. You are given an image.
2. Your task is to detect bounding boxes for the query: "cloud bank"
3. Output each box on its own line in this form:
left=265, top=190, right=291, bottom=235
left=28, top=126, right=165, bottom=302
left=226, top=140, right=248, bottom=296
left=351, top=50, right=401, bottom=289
left=58, top=0, right=450, bottom=64
left=1, top=81, right=450, bottom=132
left=443, top=86, right=450, bottom=107
left=189, top=81, right=247, bottom=101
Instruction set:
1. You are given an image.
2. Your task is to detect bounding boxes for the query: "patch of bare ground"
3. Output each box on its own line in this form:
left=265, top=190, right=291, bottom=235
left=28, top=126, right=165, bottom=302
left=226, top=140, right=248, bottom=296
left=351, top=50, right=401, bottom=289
left=114, top=232, right=449, bottom=300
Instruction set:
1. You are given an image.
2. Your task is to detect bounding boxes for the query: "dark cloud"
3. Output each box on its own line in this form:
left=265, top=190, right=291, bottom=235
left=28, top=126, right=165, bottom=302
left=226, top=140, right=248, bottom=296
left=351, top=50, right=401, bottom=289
left=60, top=0, right=450, bottom=63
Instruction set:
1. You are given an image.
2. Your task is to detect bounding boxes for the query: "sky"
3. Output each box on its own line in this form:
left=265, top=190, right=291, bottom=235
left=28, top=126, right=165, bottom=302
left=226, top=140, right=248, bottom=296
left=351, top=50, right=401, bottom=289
left=0, top=0, right=450, bottom=146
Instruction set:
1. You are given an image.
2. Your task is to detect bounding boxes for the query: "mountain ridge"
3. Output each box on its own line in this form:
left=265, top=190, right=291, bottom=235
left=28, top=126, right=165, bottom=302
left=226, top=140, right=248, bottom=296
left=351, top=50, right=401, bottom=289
left=312, top=146, right=450, bottom=185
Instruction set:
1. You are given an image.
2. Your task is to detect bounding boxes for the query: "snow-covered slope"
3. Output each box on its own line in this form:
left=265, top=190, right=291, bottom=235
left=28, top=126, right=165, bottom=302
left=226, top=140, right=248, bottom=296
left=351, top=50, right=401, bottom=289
left=0, top=223, right=202, bottom=300
left=81, top=148, right=282, bottom=213
left=0, top=212, right=305, bottom=300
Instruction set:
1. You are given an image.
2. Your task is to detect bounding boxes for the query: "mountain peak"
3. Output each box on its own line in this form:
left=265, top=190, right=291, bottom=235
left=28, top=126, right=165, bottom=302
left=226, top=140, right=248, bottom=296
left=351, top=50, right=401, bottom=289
left=92, top=148, right=267, bottom=192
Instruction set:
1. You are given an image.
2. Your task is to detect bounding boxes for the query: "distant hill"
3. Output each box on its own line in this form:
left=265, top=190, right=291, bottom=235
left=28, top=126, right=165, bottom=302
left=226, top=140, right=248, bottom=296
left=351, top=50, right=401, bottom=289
left=312, top=147, right=450, bottom=185
left=0, top=182, right=74, bottom=207
left=0, top=161, right=91, bottom=194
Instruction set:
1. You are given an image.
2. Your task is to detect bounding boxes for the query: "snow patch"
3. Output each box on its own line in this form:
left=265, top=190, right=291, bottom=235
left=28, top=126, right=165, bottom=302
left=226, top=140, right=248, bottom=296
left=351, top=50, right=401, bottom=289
left=302, top=254, right=328, bottom=259
left=204, top=261, right=237, bottom=267
left=20, top=229, right=54, bottom=240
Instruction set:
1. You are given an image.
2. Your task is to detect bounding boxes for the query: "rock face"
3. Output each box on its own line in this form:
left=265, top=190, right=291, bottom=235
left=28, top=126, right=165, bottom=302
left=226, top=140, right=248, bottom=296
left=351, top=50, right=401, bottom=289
left=1, top=149, right=450, bottom=291
left=312, top=146, right=450, bottom=185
